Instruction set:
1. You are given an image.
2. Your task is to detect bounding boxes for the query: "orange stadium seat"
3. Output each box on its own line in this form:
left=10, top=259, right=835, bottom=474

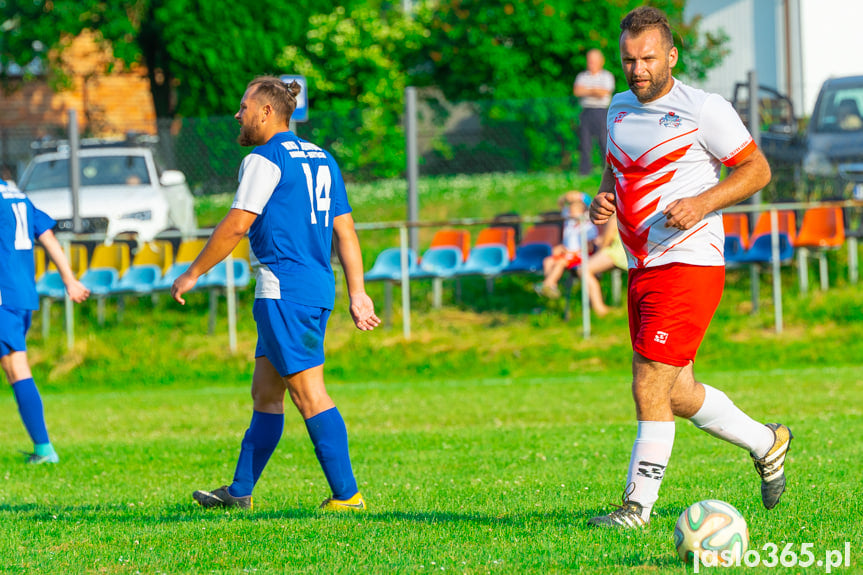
left=794, top=206, right=846, bottom=292
left=794, top=207, right=845, bottom=248
left=722, top=213, right=750, bottom=249
left=521, top=224, right=561, bottom=247
left=751, top=210, right=797, bottom=244
left=475, top=226, right=516, bottom=259
left=429, top=229, right=471, bottom=262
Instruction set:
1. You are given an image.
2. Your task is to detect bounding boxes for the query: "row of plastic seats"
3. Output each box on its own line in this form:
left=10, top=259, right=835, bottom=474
left=368, top=206, right=844, bottom=284
left=34, top=238, right=251, bottom=299
left=365, top=224, right=563, bottom=283
left=723, top=206, right=845, bottom=264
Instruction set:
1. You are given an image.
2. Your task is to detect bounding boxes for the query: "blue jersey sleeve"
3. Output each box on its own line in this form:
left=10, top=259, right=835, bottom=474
left=31, top=204, right=55, bottom=238
left=328, top=156, right=351, bottom=218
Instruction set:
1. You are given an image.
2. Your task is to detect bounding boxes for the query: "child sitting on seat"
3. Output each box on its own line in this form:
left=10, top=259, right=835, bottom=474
left=536, top=191, right=598, bottom=299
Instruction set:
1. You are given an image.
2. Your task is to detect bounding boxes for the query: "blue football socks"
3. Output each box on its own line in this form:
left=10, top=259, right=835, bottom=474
left=229, top=411, right=284, bottom=498
left=12, top=378, right=51, bottom=446
left=305, top=407, right=358, bottom=501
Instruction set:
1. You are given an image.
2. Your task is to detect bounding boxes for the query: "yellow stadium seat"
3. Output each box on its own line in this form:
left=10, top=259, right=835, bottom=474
left=34, top=245, right=46, bottom=280
left=47, top=243, right=89, bottom=278
left=231, top=236, right=251, bottom=263
left=175, top=238, right=208, bottom=264
left=133, top=240, right=175, bottom=275
left=89, top=243, right=131, bottom=275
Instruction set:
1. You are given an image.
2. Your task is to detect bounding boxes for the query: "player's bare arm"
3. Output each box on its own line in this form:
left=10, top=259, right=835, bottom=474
left=663, top=148, right=771, bottom=230
left=171, top=208, right=257, bottom=305
left=333, top=212, right=380, bottom=331
left=589, top=165, right=618, bottom=225
left=37, top=229, right=90, bottom=303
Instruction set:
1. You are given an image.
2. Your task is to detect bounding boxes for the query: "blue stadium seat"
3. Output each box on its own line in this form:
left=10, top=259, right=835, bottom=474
left=80, top=268, right=119, bottom=296
left=365, top=248, right=418, bottom=282
left=455, top=244, right=510, bottom=277
left=738, top=233, right=795, bottom=264
left=411, top=246, right=463, bottom=279
left=112, top=264, right=162, bottom=294
left=724, top=235, right=748, bottom=266
left=36, top=272, right=67, bottom=299
left=199, top=259, right=251, bottom=289
left=503, top=243, right=552, bottom=274
left=154, top=262, right=192, bottom=291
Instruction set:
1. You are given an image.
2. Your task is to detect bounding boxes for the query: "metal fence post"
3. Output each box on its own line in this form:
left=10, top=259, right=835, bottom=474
left=399, top=224, right=411, bottom=339
left=68, top=110, right=81, bottom=235
left=611, top=268, right=622, bottom=306
left=747, top=70, right=762, bottom=314
left=797, top=248, right=809, bottom=295
left=579, top=219, right=590, bottom=339
left=406, top=87, right=419, bottom=253
left=227, top=253, right=237, bottom=353
left=769, top=209, right=783, bottom=334
left=62, top=237, right=75, bottom=351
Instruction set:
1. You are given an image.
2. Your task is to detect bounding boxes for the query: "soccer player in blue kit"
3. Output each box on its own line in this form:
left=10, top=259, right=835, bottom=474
left=1, top=178, right=89, bottom=463
left=171, top=76, right=380, bottom=511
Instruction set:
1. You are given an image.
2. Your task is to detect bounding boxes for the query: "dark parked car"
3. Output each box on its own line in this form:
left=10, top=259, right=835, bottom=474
left=733, top=75, right=863, bottom=198
left=802, top=75, right=863, bottom=196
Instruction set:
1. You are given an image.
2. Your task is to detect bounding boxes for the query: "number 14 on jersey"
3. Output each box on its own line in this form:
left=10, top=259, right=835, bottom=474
left=301, top=163, right=332, bottom=227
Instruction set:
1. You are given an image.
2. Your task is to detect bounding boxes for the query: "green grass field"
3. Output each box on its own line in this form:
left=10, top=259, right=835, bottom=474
left=2, top=172, right=862, bottom=573
left=2, top=280, right=862, bottom=573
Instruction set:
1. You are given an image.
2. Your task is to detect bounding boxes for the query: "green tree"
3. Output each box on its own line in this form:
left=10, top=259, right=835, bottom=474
left=276, top=5, right=426, bottom=180
left=410, top=0, right=727, bottom=172
left=416, top=0, right=725, bottom=99
left=0, top=0, right=351, bottom=118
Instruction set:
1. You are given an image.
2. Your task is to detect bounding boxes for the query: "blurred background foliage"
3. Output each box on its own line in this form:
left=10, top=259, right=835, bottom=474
left=0, top=0, right=726, bottom=184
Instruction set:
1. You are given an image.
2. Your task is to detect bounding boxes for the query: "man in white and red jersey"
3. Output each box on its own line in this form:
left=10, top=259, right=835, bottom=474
left=586, top=6, right=793, bottom=528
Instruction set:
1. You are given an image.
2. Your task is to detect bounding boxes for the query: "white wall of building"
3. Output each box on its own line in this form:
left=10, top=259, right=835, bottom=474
left=684, top=0, right=863, bottom=117
left=798, top=0, right=863, bottom=114
left=683, top=0, right=776, bottom=101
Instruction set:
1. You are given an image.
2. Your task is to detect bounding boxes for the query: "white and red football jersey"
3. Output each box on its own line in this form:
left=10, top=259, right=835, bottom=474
left=606, top=79, right=756, bottom=269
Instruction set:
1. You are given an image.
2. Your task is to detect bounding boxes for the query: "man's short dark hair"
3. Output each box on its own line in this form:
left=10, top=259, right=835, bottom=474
left=247, top=76, right=302, bottom=121
left=620, top=6, right=674, bottom=49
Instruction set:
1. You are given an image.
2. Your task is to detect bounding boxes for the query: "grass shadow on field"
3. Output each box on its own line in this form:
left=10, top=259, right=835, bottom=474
left=0, top=501, right=685, bottom=534
left=0, top=503, right=317, bottom=523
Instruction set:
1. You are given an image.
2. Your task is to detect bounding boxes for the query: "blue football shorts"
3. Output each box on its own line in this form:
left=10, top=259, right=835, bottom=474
left=0, top=306, right=32, bottom=358
left=253, top=298, right=331, bottom=377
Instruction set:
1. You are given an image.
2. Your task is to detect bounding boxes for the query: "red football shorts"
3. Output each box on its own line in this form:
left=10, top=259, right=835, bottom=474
left=627, top=263, right=725, bottom=367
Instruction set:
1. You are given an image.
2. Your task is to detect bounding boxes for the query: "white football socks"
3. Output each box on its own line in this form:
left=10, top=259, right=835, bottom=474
left=625, top=420, right=675, bottom=522
left=689, top=384, right=774, bottom=458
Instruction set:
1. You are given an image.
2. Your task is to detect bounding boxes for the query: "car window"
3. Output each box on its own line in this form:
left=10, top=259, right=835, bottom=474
left=814, top=85, right=863, bottom=133
left=21, top=155, right=152, bottom=192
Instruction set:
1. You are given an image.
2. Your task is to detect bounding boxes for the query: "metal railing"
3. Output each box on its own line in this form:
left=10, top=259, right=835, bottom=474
left=39, top=199, right=863, bottom=349
left=354, top=199, right=863, bottom=339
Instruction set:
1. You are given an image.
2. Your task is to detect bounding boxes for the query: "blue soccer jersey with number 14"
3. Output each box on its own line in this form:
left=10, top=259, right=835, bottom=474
left=0, top=179, right=55, bottom=310
left=231, top=131, right=351, bottom=310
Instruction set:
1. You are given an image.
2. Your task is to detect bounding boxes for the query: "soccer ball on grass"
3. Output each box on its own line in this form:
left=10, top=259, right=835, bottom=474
left=673, top=499, right=749, bottom=566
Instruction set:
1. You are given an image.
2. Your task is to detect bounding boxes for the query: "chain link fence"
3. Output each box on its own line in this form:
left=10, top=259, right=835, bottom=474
left=1, top=94, right=849, bottom=201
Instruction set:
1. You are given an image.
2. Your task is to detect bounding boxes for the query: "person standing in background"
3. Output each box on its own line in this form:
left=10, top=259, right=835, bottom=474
left=574, top=49, right=616, bottom=175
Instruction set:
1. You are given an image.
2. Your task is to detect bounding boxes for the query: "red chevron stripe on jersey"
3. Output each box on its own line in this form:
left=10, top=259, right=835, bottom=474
left=608, top=139, right=692, bottom=266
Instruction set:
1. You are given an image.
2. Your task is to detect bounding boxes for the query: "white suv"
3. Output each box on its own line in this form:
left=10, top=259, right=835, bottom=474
left=18, top=143, right=197, bottom=241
